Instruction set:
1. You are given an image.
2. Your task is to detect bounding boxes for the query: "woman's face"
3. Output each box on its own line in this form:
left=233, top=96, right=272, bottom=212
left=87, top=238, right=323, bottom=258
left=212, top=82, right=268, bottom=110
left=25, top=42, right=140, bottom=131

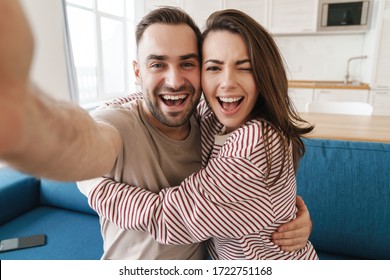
left=201, top=30, right=258, bottom=133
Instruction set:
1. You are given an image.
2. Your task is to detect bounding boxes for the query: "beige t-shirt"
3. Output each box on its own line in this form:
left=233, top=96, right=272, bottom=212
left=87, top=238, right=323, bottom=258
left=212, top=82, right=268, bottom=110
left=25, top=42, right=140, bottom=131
left=85, top=99, right=205, bottom=259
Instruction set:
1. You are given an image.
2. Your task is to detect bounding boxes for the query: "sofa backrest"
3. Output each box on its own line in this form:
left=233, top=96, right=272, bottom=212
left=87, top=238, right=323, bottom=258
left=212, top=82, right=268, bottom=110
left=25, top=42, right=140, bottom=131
left=39, top=179, right=97, bottom=216
left=297, top=138, right=390, bottom=260
left=0, top=167, right=40, bottom=225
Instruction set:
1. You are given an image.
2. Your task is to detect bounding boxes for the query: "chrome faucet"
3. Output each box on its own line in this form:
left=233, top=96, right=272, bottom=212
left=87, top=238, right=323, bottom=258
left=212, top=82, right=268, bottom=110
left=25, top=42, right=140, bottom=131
left=344, top=55, right=367, bottom=84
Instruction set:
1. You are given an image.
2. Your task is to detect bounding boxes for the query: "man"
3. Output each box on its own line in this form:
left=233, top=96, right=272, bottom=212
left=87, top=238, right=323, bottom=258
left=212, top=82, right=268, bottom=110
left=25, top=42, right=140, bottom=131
left=0, top=1, right=311, bottom=259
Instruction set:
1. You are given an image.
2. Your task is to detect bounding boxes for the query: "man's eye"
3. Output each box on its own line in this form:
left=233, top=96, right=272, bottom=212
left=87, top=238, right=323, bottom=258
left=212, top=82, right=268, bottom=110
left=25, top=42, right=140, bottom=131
left=182, top=62, right=195, bottom=68
left=151, top=63, right=164, bottom=69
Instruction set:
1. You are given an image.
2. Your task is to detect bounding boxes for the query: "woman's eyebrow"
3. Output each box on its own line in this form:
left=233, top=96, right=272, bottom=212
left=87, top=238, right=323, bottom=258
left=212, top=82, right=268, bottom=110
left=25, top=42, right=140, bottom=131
left=203, top=59, right=223, bottom=65
left=203, top=58, right=251, bottom=65
left=236, top=59, right=251, bottom=65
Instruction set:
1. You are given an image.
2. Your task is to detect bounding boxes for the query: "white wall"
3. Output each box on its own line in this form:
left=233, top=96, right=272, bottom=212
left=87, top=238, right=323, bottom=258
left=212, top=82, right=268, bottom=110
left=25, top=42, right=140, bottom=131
left=20, top=0, right=71, bottom=101
left=276, top=34, right=368, bottom=82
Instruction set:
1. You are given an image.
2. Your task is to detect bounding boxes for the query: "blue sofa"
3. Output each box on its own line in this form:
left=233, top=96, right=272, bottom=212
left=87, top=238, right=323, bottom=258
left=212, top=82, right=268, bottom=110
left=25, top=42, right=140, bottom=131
left=296, top=138, right=390, bottom=260
left=0, top=168, right=103, bottom=259
left=0, top=138, right=389, bottom=260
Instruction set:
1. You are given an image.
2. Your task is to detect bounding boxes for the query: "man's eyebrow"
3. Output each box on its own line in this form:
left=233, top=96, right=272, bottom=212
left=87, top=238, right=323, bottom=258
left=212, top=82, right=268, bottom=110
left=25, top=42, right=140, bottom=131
left=180, top=53, right=199, bottom=60
left=146, top=54, right=168, bottom=61
left=146, top=54, right=199, bottom=61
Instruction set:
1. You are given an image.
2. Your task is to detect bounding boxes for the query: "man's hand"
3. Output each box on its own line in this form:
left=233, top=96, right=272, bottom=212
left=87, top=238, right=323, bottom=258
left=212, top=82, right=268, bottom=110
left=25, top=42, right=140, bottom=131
left=0, top=0, right=34, bottom=155
left=272, top=196, right=312, bottom=252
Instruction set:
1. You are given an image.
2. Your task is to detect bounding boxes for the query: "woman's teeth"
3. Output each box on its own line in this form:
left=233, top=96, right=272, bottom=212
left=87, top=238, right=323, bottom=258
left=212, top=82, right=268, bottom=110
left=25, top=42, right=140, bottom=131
left=219, top=96, right=243, bottom=103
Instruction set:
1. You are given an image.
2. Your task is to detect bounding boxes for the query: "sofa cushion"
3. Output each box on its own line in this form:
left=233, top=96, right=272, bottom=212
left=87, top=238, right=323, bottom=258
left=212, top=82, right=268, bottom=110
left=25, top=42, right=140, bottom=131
left=297, top=139, right=390, bottom=260
left=0, top=206, right=103, bottom=260
left=39, top=179, right=97, bottom=215
left=0, top=167, right=40, bottom=225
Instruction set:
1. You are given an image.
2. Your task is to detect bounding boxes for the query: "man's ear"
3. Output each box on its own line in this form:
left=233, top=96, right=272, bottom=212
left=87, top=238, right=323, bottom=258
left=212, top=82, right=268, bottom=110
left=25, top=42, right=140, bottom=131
left=132, top=60, right=141, bottom=85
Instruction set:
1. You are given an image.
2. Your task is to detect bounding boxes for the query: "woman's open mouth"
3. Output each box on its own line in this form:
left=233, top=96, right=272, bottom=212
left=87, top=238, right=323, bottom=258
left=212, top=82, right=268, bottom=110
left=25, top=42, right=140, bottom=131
left=218, top=96, right=243, bottom=111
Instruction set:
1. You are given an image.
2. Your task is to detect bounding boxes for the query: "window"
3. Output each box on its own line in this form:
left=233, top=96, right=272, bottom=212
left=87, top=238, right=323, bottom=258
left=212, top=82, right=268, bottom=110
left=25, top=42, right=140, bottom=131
left=65, top=0, right=136, bottom=107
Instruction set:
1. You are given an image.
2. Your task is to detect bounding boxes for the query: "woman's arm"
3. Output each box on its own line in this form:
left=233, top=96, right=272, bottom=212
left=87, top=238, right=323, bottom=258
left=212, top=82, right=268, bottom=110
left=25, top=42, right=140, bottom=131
left=89, top=154, right=274, bottom=245
left=89, top=122, right=294, bottom=245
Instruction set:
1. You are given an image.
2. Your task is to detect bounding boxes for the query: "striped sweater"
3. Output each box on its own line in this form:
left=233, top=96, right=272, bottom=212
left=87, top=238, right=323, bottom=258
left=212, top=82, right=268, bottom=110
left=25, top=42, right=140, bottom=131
left=89, top=98, right=318, bottom=260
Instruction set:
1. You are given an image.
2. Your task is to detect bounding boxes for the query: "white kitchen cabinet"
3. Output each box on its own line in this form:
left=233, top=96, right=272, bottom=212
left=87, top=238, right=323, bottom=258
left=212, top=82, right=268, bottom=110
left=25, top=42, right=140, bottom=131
left=183, top=0, right=223, bottom=28
left=371, top=3, right=390, bottom=90
left=140, top=0, right=318, bottom=35
left=186, top=0, right=269, bottom=29
left=314, top=89, right=369, bottom=103
left=288, top=88, right=314, bottom=112
left=369, top=90, right=390, bottom=116
left=225, top=0, right=268, bottom=28
left=268, top=0, right=318, bottom=34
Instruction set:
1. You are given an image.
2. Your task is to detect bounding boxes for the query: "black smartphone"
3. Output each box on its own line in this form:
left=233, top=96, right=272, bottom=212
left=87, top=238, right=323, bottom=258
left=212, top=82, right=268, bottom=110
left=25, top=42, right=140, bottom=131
left=0, top=234, right=46, bottom=252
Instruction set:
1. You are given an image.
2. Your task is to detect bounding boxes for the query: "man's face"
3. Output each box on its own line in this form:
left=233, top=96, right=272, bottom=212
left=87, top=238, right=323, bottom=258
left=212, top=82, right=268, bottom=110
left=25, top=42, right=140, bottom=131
left=134, top=23, right=201, bottom=128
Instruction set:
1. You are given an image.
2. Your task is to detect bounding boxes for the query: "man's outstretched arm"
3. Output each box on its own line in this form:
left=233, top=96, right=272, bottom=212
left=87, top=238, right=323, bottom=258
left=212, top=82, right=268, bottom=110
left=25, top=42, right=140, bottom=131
left=0, top=0, right=120, bottom=181
left=272, top=196, right=313, bottom=251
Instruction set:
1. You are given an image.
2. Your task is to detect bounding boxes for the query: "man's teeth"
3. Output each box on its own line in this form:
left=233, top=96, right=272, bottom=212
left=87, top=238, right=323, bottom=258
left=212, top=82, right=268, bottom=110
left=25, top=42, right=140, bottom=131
left=219, top=97, right=243, bottom=103
left=162, top=95, right=186, bottom=100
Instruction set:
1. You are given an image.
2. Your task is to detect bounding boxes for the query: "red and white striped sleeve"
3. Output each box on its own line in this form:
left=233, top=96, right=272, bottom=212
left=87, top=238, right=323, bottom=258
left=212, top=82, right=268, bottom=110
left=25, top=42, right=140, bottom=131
left=89, top=121, right=292, bottom=245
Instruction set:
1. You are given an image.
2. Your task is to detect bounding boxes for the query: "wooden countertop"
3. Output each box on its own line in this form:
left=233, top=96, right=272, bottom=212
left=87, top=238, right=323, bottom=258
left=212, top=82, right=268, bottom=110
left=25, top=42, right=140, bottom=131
left=299, top=112, right=390, bottom=143
left=289, top=80, right=370, bottom=90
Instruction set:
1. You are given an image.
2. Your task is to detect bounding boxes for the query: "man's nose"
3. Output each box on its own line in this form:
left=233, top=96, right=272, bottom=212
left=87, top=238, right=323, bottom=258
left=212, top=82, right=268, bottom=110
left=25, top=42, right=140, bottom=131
left=165, top=67, right=185, bottom=89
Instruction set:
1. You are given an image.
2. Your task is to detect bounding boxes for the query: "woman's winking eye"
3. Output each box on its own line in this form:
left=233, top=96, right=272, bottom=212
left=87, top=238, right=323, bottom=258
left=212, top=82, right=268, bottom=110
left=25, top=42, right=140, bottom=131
left=237, top=60, right=252, bottom=71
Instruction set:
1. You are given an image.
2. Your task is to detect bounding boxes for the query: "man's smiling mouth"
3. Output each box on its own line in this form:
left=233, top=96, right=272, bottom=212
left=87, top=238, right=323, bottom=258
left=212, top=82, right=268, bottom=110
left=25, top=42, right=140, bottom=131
left=160, top=94, right=188, bottom=106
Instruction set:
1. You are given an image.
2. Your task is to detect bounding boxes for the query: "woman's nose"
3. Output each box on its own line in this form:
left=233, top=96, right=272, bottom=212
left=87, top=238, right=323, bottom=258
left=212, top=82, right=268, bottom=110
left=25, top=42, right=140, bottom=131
left=220, top=69, right=237, bottom=90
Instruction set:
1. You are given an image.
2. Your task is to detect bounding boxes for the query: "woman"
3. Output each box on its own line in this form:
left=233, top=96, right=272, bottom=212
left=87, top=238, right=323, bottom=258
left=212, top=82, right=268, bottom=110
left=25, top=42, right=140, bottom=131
left=88, top=9, right=317, bottom=260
